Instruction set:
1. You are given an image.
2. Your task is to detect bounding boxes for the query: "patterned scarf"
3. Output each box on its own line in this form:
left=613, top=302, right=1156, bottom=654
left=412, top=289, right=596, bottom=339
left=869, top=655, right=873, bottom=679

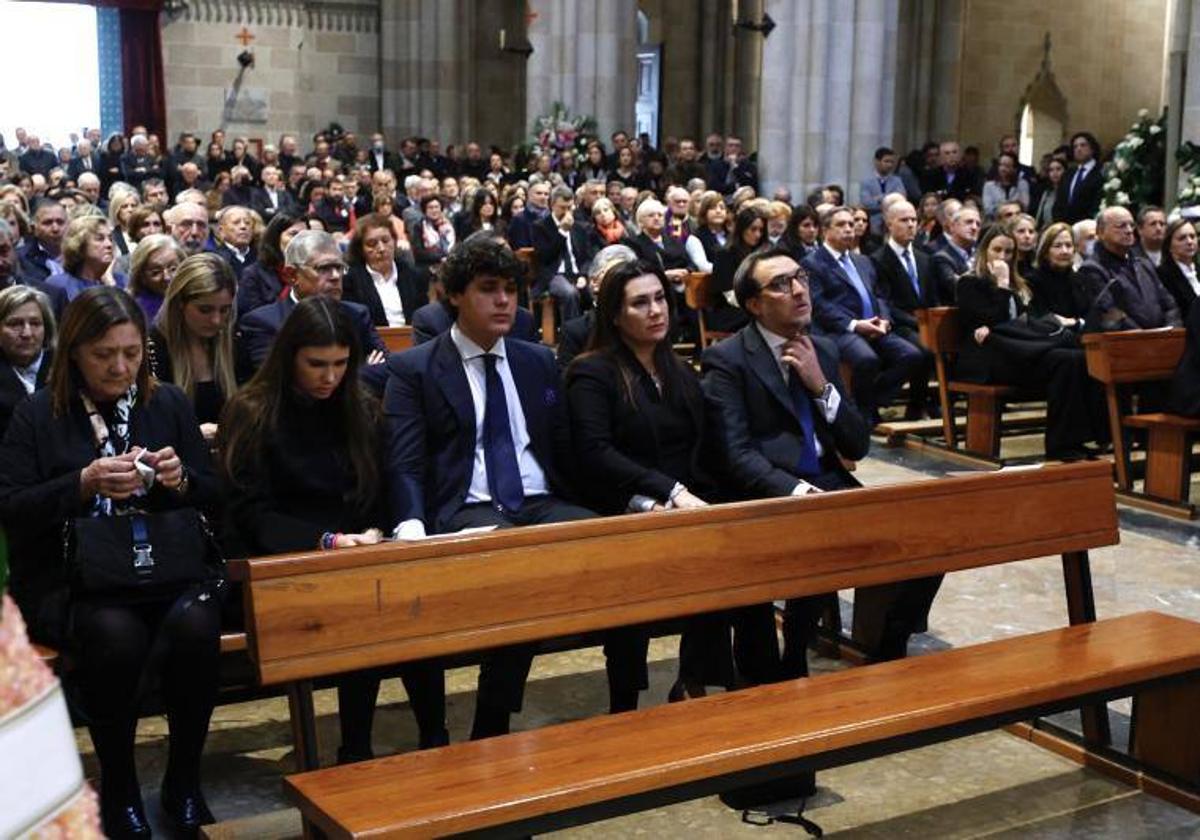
left=79, top=385, right=138, bottom=517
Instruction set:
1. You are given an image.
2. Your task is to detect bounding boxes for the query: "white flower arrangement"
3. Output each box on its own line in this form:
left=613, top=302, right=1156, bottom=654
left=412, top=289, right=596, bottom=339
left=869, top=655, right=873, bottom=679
left=1102, top=108, right=1166, bottom=211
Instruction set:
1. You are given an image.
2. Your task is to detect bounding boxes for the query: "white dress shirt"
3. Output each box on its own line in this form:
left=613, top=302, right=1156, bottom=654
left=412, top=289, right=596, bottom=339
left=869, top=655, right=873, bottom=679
left=367, top=262, right=406, bottom=326
left=13, top=351, right=43, bottom=395
left=450, top=325, right=548, bottom=505
left=755, top=323, right=841, bottom=495
left=1178, top=258, right=1200, bottom=297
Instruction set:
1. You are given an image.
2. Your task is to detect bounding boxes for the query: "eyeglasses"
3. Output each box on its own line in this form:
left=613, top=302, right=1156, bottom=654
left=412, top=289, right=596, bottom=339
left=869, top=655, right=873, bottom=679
left=759, top=269, right=809, bottom=295
left=306, top=261, right=347, bottom=278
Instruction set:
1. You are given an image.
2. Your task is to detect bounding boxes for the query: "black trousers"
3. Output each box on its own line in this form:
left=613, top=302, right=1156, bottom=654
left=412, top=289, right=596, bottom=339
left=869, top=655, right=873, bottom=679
left=445, top=495, right=641, bottom=730
left=337, top=660, right=448, bottom=761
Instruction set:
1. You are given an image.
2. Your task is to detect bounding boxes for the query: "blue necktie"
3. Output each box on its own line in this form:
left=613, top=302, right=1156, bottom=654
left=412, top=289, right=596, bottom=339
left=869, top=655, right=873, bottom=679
left=839, top=253, right=875, bottom=318
left=482, top=353, right=524, bottom=513
left=787, top=369, right=822, bottom=477
left=902, top=248, right=920, bottom=299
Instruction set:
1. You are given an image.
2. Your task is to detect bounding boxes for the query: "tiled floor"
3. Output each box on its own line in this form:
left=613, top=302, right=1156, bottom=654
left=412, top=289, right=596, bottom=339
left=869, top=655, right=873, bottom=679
left=75, top=439, right=1200, bottom=838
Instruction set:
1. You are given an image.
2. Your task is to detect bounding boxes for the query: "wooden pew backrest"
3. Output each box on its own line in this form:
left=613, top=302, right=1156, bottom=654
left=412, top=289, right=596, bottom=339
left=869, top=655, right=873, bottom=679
left=377, top=326, right=413, bottom=353
left=1082, top=328, right=1187, bottom=384
left=236, top=462, right=1118, bottom=686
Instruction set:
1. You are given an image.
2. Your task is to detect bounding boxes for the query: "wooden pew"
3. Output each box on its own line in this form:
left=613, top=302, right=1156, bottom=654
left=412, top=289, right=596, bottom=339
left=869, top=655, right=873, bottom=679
left=1082, top=328, right=1192, bottom=507
left=377, top=326, right=413, bottom=353
left=918, top=306, right=1031, bottom=458
left=262, top=462, right=1200, bottom=837
left=683, top=271, right=733, bottom=349
left=228, top=462, right=1182, bottom=832
left=286, top=612, right=1200, bottom=839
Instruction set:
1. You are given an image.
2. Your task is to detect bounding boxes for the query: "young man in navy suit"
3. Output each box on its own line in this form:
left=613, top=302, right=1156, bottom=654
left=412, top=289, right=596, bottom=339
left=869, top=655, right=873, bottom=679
left=802, top=206, right=924, bottom=424
left=384, top=236, right=596, bottom=739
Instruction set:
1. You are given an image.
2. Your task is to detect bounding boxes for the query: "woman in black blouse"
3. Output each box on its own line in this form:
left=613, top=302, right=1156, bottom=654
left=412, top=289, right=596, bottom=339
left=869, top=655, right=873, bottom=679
left=567, top=260, right=732, bottom=707
left=1158, top=217, right=1199, bottom=317
left=219, top=297, right=446, bottom=762
left=709, top=204, right=766, bottom=333
left=955, top=225, right=1098, bottom=459
left=148, top=253, right=238, bottom=444
left=1027, top=222, right=1089, bottom=328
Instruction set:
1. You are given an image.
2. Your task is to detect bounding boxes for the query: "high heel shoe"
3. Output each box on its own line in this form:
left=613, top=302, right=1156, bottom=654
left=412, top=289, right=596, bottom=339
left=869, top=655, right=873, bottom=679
left=161, top=781, right=215, bottom=833
left=667, top=679, right=708, bottom=703
left=100, top=798, right=152, bottom=839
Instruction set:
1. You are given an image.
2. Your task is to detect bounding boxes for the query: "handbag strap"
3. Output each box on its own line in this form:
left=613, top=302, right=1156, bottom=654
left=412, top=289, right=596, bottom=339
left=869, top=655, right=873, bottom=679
left=130, top=514, right=155, bottom=578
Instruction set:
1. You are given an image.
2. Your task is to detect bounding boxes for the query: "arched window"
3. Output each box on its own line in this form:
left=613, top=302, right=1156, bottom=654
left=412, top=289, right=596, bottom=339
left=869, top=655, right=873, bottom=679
left=1016, top=34, right=1068, bottom=166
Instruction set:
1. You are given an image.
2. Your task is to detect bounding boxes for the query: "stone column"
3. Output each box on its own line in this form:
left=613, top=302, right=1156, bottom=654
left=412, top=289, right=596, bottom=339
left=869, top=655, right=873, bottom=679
left=379, top=0, right=473, bottom=144
left=759, top=0, right=901, bottom=201
left=525, top=0, right=637, bottom=142
left=1167, top=0, right=1200, bottom=201
left=732, top=0, right=764, bottom=150
left=893, top=0, right=965, bottom=156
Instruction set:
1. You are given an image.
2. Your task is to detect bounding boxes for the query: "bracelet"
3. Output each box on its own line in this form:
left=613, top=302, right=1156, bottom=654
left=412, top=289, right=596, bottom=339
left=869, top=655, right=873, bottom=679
left=320, top=532, right=340, bottom=551
left=174, top=466, right=190, bottom=495
left=668, top=482, right=686, bottom=502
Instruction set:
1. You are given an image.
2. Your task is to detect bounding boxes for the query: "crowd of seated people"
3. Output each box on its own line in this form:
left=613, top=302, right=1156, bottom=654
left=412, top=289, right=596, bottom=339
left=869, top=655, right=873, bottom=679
left=1, top=119, right=1199, bottom=838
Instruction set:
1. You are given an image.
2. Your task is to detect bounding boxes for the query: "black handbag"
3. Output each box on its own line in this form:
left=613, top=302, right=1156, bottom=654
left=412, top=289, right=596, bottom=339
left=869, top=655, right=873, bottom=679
left=64, top=507, right=224, bottom=601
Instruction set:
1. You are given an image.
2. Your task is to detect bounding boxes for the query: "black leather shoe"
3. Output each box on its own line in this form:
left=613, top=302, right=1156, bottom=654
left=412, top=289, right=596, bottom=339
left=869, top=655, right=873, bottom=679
left=101, top=799, right=152, bottom=839
left=667, top=679, right=707, bottom=703
left=161, top=784, right=215, bottom=833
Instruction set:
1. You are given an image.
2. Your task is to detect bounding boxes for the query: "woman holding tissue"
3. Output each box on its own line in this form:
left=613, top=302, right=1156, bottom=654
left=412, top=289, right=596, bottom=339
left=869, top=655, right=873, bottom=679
left=0, top=286, right=222, bottom=838
left=219, top=296, right=447, bottom=764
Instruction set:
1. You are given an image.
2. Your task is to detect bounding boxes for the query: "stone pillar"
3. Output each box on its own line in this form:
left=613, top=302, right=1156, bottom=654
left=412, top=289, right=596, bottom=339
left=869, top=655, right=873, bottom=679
left=893, top=0, right=965, bottom=155
left=1167, top=0, right=1200, bottom=202
left=380, top=0, right=473, bottom=145
left=759, top=0, right=901, bottom=201
left=525, top=0, right=637, bottom=142
left=732, top=0, right=764, bottom=150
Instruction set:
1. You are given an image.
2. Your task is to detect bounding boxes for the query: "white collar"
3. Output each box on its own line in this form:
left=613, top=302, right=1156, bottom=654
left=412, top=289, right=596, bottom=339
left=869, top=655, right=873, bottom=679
left=823, top=242, right=849, bottom=262
left=887, top=238, right=913, bottom=259
left=450, top=323, right=505, bottom=361
left=755, top=321, right=790, bottom=356
left=366, top=261, right=397, bottom=284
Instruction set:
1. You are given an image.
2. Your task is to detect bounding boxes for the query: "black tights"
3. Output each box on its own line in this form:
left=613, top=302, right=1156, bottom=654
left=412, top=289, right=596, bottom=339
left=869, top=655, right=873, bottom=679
left=72, top=593, right=221, bottom=806
left=337, top=661, right=449, bottom=761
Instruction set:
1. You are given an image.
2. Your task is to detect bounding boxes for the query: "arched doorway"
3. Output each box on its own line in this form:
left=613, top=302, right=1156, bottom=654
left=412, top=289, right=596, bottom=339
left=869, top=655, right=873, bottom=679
left=1016, top=34, right=1068, bottom=166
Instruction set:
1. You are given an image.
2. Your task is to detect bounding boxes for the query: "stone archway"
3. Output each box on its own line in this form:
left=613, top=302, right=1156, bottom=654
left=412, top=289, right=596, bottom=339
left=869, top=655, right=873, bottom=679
left=1016, top=34, right=1069, bottom=166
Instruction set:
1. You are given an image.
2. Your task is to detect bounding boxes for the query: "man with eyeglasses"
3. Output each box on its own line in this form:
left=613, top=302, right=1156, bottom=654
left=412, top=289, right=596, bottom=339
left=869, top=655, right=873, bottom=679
left=238, top=230, right=388, bottom=380
left=702, top=246, right=942, bottom=807
left=1080, top=206, right=1181, bottom=330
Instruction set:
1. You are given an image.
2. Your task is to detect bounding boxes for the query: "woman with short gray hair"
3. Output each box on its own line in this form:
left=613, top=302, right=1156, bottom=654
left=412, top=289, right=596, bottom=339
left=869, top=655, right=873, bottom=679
left=0, top=284, right=55, bottom=437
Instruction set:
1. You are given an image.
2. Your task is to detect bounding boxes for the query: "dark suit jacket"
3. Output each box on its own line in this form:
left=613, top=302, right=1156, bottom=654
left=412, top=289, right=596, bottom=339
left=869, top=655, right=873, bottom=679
left=212, top=242, right=257, bottom=283
left=410, top=300, right=536, bottom=345
left=802, top=246, right=892, bottom=334
left=505, top=207, right=546, bottom=250
left=367, top=149, right=401, bottom=174
left=1053, top=164, right=1104, bottom=224
left=1078, top=246, right=1182, bottom=330
left=236, top=262, right=284, bottom=317
left=630, top=233, right=690, bottom=273
left=556, top=312, right=594, bottom=371
left=238, top=296, right=386, bottom=377
left=701, top=324, right=869, bottom=499
left=870, top=243, right=937, bottom=332
left=16, top=239, right=55, bottom=285
left=254, top=188, right=299, bottom=222
left=705, top=158, right=759, bottom=195
left=920, top=166, right=982, bottom=201
left=0, top=349, right=51, bottom=440
left=930, top=242, right=971, bottom=304
left=383, top=332, right=575, bottom=532
left=343, top=261, right=427, bottom=327
left=532, top=214, right=594, bottom=296
left=66, top=154, right=101, bottom=184
left=18, top=148, right=57, bottom=177
left=1170, top=298, right=1200, bottom=415
left=566, top=349, right=715, bottom=513
left=1157, top=257, right=1197, bottom=318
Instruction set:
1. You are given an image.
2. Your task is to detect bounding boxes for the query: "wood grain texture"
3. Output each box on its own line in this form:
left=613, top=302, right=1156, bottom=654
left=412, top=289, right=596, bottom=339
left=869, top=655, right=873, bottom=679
left=378, top=327, right=413, bottom=353
left=1083, top=329, right=1187, bottom=385
left=284, top=611, right=1200, bottom=839
left=235, top=462, right=1117, bottom=686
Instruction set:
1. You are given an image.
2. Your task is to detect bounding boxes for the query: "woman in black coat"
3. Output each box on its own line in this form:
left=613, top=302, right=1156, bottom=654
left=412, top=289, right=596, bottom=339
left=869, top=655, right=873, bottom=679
left=708, top=204, right=765, bottom=333
left=1027, top=221, right=1090, bottom=328
left=0, top=285, right=54, bottom=440
left=1157, top=218, right=1199, bottom=318
left=237, top=211, right=306, bottom=317
left=955, top=226, right=1098, bottom=460
left=0, top=287, right=221, bottom=838
left=566, top=259, right=732, bottom=708
left=219, top=297, right=446, bottom=762
left=343, top=213, right=428, bottom=327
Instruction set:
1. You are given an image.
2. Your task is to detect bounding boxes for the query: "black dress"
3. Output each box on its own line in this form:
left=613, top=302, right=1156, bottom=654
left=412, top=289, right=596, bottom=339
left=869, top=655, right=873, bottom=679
left=1028, top=265, right=1089, bottom=326
left=567, top=348, right=734, bottom=694
left=0, top=348, right=51, bottom=441
left=222, top=390, right=447, bottom=757
left=956, top=274, right=1098, bottom=458
left=147, top=328, right=227, bottom=426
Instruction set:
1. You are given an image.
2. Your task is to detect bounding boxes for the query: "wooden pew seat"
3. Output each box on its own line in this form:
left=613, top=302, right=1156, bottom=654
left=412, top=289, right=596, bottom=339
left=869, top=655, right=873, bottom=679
left=1123, top=413, right=1200, bottom=503
left=918, top=307, right=1036, bottom=458
left=285, top=611, right=1200, bottom=839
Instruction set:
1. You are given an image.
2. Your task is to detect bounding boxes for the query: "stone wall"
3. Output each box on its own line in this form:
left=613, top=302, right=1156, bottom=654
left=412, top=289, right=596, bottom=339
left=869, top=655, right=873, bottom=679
left=161, top=1, right=380, bottom=146
left=956, top=0, right=1167, bottom=155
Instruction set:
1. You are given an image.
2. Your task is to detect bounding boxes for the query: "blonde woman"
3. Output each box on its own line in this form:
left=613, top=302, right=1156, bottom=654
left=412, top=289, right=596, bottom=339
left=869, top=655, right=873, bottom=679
left=41, top=215, right=120, bottom=318
left=106, top=187, right=140, bottom=256
left=149, top=252, right=238, bottom=440
left=127, top=233, right=184, bottom=323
